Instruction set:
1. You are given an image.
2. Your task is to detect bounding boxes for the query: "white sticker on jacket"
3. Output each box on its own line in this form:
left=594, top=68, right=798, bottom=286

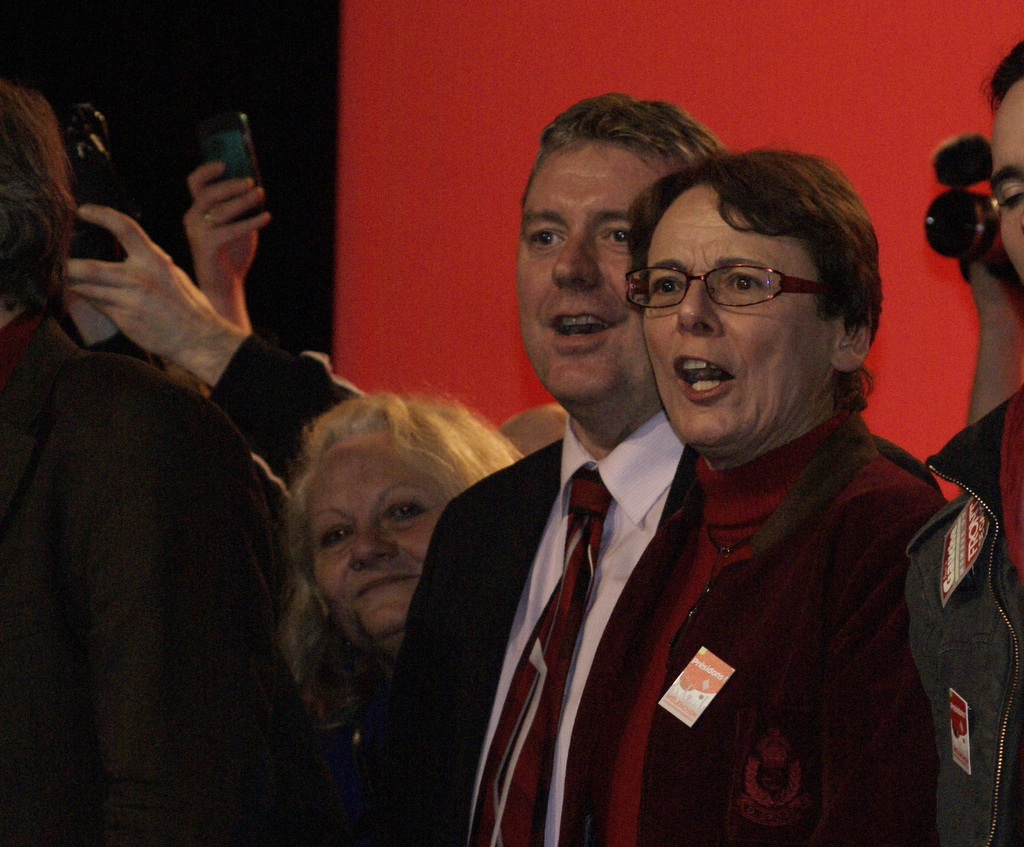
left=940, top=497, right=989, bottom=606
left=950, top=688, right=971, bottom=775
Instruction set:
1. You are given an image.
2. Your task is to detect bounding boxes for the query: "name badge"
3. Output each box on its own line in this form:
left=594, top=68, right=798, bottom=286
left=941, top=497, right=989, bottom=606
left=659, top=646, right=735, bottom=727
left=950, top=688, right=971, bottom=775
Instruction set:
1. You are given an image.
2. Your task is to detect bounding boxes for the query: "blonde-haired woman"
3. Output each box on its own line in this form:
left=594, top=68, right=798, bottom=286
left=281, top=394, right=520, bottom=843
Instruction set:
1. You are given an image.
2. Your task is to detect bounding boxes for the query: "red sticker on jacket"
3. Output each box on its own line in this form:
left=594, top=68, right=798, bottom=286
left=949, top=688, right=971, bottom=774
left=940, top=497, right=988, bottom=606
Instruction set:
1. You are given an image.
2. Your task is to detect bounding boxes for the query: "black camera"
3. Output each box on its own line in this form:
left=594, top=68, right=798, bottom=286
left=924, top=133, right=1017, bottom=281
left=62, top=104, right=137, bottom=260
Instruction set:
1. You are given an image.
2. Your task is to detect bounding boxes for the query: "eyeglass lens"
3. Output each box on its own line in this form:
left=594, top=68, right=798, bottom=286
left=633, top=266, right=782, bottom=308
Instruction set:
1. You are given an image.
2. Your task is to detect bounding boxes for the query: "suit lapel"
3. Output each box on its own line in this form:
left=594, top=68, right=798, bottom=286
left=660, top=445, right=698, bottom=527
left=468, top=441, right=564, bottom=678
left=494, top=440, right=563, bottom=591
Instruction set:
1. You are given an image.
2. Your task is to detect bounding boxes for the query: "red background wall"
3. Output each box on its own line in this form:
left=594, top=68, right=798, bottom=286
left=334, top=0, right=1023, bottom=469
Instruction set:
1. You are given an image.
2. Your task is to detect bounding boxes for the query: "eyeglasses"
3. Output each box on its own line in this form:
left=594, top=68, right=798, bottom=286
left=625, top=264, right=825, bottom=309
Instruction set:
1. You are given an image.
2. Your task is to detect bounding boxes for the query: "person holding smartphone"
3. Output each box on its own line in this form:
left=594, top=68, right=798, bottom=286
left=70, top=147, right=355, bottom=480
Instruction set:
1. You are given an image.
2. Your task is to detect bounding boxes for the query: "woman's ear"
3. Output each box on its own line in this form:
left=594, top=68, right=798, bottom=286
left=832, top=323, right=870, bottom=373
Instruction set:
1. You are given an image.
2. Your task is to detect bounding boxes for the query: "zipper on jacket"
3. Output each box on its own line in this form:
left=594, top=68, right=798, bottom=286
left=929, top=463, right=1019, bottom=847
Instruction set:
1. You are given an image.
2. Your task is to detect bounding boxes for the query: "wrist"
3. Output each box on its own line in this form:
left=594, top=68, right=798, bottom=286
left=170, top=320, right=249, bottom=386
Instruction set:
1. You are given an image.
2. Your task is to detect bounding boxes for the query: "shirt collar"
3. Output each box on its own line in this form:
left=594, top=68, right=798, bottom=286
left=560, top=410, right=684, bottom=527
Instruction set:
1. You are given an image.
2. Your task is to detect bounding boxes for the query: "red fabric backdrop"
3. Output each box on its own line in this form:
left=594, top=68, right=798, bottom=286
left=334, top=0, right=1023, bottom=471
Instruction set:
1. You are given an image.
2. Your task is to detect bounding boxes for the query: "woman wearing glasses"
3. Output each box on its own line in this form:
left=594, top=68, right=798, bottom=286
left=563, top=151, right=945, bottom=846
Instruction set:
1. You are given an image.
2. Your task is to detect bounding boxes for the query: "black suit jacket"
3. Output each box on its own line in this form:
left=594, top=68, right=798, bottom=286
left=381, top=438, right=695, bottom=846
left=0, top=320, right=347, bottom=845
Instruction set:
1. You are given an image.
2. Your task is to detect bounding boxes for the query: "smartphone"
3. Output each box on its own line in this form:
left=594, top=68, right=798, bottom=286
left=64, top=103, right=138, bottom=260
left=197, top=112, right=262, bottom=184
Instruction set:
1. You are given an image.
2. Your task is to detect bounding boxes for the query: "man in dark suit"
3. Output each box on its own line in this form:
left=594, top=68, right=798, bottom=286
left=0, top=78, right=346, bottom=845
left=380, top=95, right=723, bottom=847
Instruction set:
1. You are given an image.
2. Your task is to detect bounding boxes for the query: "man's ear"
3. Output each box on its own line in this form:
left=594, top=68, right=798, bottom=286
left=832, top=323, right=870, bottom=373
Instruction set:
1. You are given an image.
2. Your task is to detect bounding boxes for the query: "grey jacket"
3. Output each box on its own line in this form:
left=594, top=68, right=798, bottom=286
left=907, top=398, right=1024, bottom=847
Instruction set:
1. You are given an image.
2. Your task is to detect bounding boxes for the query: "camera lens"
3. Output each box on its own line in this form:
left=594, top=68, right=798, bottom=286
left=925, top=189, right=1000, bottom=260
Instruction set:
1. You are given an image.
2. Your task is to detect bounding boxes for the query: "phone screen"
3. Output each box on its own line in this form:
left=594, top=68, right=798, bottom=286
left=197, top=113, right=260, bottom=183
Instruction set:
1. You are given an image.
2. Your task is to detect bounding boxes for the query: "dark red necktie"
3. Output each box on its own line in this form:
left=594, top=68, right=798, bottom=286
left=472, top=467, right=612, bottom=847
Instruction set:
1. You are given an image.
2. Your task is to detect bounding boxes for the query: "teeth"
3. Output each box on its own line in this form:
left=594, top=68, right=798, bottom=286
left=677, top=357, right=733, bottom=387
left=557, top=315, right=609, bottom=336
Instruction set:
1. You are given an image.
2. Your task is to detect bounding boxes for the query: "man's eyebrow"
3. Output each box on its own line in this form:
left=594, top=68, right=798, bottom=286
left=991, top=164, right=1024, bottom=191
left=519, top=208, right=631, bottom=236
left=520, top=210, right=566, bottom=228
left=593, top=209, right=632, bottom=225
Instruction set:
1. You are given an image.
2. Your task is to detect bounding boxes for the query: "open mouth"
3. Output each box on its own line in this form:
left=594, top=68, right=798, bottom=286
left=556, top=314, right=611, bottom=336
left=676, top=358, right=734, bottom=391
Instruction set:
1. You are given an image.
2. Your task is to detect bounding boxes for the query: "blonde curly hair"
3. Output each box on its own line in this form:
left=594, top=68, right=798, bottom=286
left=280, top=393, right=520, bottom=723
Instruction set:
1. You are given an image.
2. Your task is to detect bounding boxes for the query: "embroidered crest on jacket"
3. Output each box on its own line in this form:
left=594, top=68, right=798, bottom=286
left=736, top=726, right=812, bottom=826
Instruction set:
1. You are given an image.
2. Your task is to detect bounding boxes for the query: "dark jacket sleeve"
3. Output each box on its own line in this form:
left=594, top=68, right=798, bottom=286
left=210, top=334, right=358, bottom=480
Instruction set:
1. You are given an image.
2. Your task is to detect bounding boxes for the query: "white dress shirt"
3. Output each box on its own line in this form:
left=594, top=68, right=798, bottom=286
left=470, top=410, right=685, bottom=845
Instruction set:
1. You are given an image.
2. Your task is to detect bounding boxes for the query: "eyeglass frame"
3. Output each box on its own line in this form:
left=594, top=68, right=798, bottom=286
left=625, top=263, right=826, bottom=309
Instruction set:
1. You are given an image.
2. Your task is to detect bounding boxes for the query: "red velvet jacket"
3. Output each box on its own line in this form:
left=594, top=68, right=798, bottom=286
left=561, top=413, right=945, bottom=846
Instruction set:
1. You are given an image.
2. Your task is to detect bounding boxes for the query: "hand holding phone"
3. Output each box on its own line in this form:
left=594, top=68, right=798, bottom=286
left=186, top=116, right=270, bottom=329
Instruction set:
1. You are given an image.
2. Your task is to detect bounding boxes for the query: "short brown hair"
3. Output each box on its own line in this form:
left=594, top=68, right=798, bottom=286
left=0, top=79, right=74, bottom=313
left=629, top=149, right=881, bottom=410
left=524, top=93, right=722, bottom=202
